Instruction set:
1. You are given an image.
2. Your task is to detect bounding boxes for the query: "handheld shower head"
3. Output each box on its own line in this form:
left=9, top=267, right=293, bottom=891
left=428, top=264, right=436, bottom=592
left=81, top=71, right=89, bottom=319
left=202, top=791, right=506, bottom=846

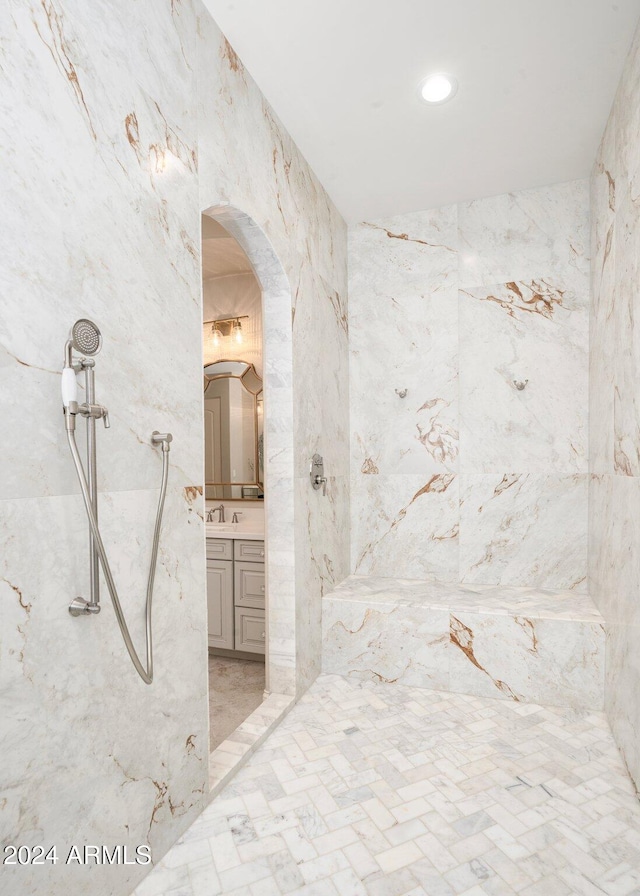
left=70, top=319, right=102, bottom=356
left=62, top=318, right=102, bottom=408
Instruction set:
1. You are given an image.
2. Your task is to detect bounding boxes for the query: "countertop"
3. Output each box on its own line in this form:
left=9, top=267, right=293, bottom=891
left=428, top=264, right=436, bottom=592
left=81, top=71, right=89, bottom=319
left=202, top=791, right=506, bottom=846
left=206, top=523, right=264, bottom=541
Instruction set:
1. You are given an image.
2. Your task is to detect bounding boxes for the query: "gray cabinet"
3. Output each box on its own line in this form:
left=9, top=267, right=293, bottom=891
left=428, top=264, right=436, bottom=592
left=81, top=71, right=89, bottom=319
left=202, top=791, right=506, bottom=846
left=207, top=538, right=265, bottom=655
left=207, top=558, right=234, bottom=649
left=235, top=607, right=267, bottom=654
left=234, top=561, right=266, bottom=608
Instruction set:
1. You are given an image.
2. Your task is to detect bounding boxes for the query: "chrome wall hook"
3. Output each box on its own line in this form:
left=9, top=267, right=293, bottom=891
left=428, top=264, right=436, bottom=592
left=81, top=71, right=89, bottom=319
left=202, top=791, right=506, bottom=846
left=513, top=379, right=529, bottom=391
left=395, top=388, right=408, bottom=399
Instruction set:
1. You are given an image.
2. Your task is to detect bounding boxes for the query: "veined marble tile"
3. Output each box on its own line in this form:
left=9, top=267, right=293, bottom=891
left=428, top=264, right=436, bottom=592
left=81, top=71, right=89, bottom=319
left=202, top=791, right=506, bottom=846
left=135, top=673, right=640, bottom=896
left=196, top=16, right=351, bottom=700
left=590, top=112, right=617, bottom=475
left=350, top=286, right=458, bottom=476
left=0, top=1, right=202, bottom=501
left=330, top=575, right=604, bottom=621
left=459, top=279, right=588, bottom=473
left=351, top=474, right=459, bottom=581
left=607, top=609, right=640, bottom=790
left=460, top=474, right=588, bottom=591
left=0, top=486, right=208, bottom=896
left=349, top=206, right=457, bottom=300
left=292, top=254, right=349, bottom=481
left=458, top=180, right=590, bottom=289
left=349, top=207, right=458, bottom=476
left=322, top=578, right=605, bottom=709
left=589, top=19, right=640, bottom=794
left=322, top=598, right=450, bottom=690
left=612, top=183, right=640, bottom=477
left=614, top=21, right=640, bottom=194
left=448, top=612, right=604, bottom=709
left=295, top=472, right=350, bottom=693
left=594, top=474, right=640, bottom=787
left=588, top=474, right=615, bottom=619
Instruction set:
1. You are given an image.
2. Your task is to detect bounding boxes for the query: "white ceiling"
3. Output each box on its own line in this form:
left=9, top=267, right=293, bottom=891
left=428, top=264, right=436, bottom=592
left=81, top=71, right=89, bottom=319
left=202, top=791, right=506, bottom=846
left=202, top=0, right=640, bottom=223
left=202, top=215, right=254, bottom=279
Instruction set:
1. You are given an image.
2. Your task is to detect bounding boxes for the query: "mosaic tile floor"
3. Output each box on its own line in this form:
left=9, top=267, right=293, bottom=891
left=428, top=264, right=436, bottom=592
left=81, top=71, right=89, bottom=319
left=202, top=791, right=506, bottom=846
left=134, top=674, right=640, bottom=896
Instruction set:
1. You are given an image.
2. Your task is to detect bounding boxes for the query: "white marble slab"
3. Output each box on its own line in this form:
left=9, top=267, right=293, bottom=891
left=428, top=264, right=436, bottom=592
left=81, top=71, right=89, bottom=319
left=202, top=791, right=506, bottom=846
left=351, top=473, right=459, bottom=581
left=349, top=208, right=458, bottom=477
left=206, top=525, right=265, bottom=541
left=322, top=598, right=450, bottom=690
left=448, top=611, right=604, bottom=708
left=458, top=180, right=590, bottom=289
left=459, top=474, right=588, bottom=592
left=589, top=21, right=640, bottom=792
left=323, top=576, right=605, bottom=710
left=459, top=278, right=588, bottom=474
left=349, top=182, right=590, bottom=595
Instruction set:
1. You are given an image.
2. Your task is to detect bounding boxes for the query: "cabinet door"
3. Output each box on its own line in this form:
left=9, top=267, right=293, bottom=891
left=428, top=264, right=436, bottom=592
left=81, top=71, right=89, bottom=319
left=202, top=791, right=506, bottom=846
left=234, top=561, right=266, bottom=609
left=235, top=607, right=266, bottom=655
left=207, top=559, right=234, bottom=649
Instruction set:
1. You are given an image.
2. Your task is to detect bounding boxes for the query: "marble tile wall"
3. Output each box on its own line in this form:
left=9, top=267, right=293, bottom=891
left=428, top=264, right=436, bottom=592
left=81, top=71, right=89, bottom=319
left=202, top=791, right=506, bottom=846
left=589, top=22, right=640, bottom=791
left=350, top=180, right=590, bottom=591
left=0, top=2, right=348, bottom=896
left=196, top=14, right=350, bottom=699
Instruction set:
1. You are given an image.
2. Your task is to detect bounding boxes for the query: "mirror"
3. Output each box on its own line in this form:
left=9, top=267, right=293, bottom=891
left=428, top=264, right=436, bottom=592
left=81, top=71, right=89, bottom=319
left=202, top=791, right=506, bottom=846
left=204, top=361, right=264, bottom=500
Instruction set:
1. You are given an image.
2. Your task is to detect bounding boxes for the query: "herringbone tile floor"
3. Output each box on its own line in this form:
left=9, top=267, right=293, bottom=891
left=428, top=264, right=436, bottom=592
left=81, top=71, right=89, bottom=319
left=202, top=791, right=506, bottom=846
left=134, top=674, right=640, bottom=896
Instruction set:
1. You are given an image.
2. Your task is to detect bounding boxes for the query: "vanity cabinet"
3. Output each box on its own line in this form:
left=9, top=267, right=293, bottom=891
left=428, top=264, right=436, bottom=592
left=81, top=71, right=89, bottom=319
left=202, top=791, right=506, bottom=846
left=207, top=537, right=265, bottom=656
left=206, top=538, right=234, bottom=650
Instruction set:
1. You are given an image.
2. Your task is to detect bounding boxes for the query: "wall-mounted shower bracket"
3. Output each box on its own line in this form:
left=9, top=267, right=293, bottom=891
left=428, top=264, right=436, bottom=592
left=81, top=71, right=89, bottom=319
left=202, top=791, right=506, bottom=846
left=69, top=596, right=101, bottom=617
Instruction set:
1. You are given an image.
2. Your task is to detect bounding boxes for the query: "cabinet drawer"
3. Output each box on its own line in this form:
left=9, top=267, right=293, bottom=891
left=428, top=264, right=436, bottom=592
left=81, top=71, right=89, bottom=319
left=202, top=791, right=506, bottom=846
left=234, top=561, right=265, bottom=609
left=206, top=538, right=232, bottom=561
left=234, top=539, right=265, bottom=562
left=235, top=607, right=266, bottom=655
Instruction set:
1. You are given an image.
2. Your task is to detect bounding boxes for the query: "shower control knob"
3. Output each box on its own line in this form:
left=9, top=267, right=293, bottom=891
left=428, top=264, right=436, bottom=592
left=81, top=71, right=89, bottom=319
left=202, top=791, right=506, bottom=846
left=103, top=409, right=110, bottom=429
left=310, top=454, right=328, bottom=496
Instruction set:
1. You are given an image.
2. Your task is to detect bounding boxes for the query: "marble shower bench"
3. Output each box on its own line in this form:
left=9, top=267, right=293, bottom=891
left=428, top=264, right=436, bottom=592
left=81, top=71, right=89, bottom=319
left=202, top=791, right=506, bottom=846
left=322, top=576, right=605, bottom=709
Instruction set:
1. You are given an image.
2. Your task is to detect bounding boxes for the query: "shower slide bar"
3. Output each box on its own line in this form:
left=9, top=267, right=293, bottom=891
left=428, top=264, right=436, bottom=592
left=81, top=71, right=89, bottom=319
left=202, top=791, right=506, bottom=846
left=61, top=319, right=172, bottom=684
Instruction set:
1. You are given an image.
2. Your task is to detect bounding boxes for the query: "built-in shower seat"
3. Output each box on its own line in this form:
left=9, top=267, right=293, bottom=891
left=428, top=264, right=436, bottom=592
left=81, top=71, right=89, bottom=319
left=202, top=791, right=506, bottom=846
left=322, top=576, right=605, bottom=709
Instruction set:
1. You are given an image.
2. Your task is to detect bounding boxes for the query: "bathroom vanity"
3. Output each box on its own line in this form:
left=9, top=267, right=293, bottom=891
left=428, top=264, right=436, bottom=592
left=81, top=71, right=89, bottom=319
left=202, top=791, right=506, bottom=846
left=207, top=527, right=265, bottom=656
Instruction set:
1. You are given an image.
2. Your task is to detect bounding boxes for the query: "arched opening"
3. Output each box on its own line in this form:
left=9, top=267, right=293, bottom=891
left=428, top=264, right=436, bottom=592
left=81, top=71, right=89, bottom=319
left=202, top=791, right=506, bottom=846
left=201, top=204, right=296, bottom=781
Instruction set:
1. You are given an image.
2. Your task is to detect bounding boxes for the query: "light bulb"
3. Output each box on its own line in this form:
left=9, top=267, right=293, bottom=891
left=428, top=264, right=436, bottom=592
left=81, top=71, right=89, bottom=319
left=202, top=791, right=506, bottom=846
left=212, top=323, right=223, bottom=347
left=233, top=319, right=243, bottom=344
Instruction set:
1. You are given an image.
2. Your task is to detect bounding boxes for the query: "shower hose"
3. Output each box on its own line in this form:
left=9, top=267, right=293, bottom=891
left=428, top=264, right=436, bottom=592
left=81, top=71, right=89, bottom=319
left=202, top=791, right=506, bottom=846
left=66, top=427, right=170, bottom=684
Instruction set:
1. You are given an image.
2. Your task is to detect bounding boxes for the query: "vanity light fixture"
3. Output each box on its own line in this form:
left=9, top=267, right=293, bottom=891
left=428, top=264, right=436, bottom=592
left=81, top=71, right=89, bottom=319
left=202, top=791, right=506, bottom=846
left=206, top=315, right=249, bottom=347
left=419, top=72, right=457, bottom=105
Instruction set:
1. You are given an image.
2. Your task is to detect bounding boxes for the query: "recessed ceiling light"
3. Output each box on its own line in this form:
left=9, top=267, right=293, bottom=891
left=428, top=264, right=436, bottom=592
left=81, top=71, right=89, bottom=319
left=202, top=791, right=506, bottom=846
left=419, top=73, right=457, bottom=105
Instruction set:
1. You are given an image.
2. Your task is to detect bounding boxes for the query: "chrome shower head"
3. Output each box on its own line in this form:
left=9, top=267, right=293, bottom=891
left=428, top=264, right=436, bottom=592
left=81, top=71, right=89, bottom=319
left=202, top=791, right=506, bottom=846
left=70, top=319, right=102, bottom=356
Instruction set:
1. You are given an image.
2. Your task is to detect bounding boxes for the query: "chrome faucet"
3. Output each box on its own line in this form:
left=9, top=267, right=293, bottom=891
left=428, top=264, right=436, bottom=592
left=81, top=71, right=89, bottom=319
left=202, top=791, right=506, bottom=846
left=205, top=504, right=226, bottom=523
